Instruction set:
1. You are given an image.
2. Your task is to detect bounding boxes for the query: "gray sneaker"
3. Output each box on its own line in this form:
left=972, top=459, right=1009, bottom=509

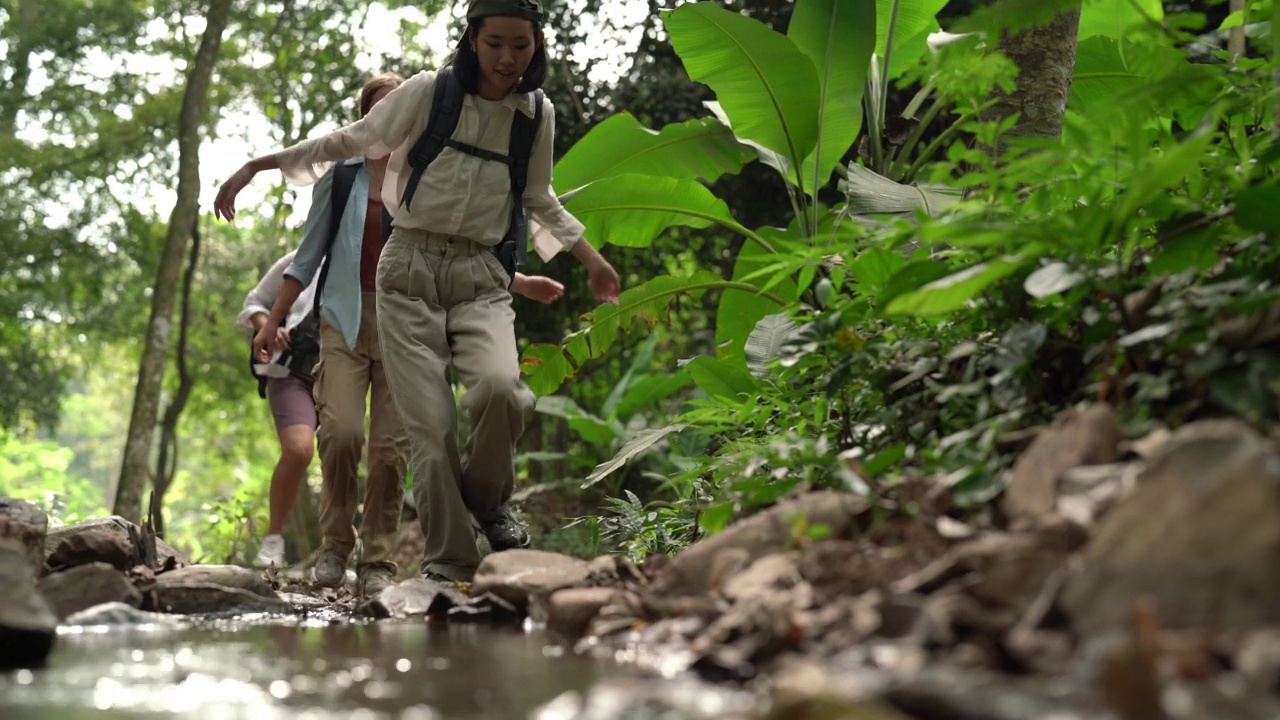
left=312, top=549, right=346, bottom=588
left=359, top=566, right=395, bottom=596
left=478, top=504, right=530, bottom=552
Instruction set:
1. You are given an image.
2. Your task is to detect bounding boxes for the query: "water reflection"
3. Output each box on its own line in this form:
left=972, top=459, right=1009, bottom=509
left=0, top=619, right=608, bottom=719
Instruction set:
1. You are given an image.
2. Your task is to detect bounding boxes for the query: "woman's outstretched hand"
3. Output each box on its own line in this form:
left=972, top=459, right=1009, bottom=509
left=588, top=259, right=620, bottom=306
left=214, top=164, right=257, bottom=221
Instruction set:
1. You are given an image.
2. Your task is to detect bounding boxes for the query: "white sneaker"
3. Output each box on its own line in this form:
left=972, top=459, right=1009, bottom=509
left=253, top=534, right=286, bottom=568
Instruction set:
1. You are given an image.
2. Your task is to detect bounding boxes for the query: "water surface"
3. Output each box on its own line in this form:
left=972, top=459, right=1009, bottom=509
left=0, top=618, right=611, bottom=719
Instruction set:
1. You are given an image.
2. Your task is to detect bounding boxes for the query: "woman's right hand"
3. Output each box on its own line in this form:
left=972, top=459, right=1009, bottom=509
left=214, top=163, right=257, bottom=221
left=252, top=324, right=291, bottom=363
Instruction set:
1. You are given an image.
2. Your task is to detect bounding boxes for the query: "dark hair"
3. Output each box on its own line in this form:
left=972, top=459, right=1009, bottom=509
left=360, top=72, right=404, bottom=117
left=447, top=17, right=547, bottom=95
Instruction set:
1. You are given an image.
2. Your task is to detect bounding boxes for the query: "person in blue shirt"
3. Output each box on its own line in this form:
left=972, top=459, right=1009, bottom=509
left=249, top=73, right=565, bottom=594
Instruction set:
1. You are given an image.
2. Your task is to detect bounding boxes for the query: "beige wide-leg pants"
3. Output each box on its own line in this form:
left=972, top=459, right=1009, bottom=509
left=375, top=228, right=534, bottom=582
left=314, top=294, right=409, bottom=573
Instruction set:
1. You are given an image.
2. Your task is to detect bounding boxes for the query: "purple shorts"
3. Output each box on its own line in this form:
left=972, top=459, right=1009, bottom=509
left=266, top=374, right=317, bottom=432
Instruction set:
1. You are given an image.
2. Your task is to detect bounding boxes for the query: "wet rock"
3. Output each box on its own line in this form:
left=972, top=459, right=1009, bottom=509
left=39, top=562, right=142, bottom=619
left=1003, top=403, right=1122, bottom=530
left=63, top=601, right=184, bottom=627
left=532, top=676, right=759, bottom=720
left=894, top=530, right=1074, bottom=623
left=1234, top=627, right=1280, bottom=691
left=585, top=555, right=645, bottom=588
left=152, top=583, right=292, bottom=615
left=449, top=592, right=522, bottom=623
left=0, top=538, right=57, bottom=668
left=0, top=498, right=49, bottom=569
left=277, top=592, right=332, bottom=613
left=648, top=490, right=869, bottom=598
left=879, top=666, right=1102, bottom=720
left=1063, top=419, right=1280, bottom=635
left=1056, top=462, right=1139, bottom=528
left=45, top=529, right=133, bottom=572
left=357, top=577, right=467, bottom=619
left=545, top=587, right=620, bottom=638
left=154, top=564, right=274, bottom=599
left=472, top=549, right=592, bottom=611
left=689, top=586, right=806, bottom=678
left=43, top=516, right=186, bottom=570
left=720, top=553, right=802, bottom=603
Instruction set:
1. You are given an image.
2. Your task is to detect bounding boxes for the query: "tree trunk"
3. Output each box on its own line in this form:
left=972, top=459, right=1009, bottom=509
left=983, top=9, right=1082, bottom=142
left=114, top=0, right=235, bottom=523
left=152, top=218, right=201, bottom=538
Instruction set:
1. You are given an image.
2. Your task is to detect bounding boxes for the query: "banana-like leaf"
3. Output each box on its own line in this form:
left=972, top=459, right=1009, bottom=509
left=564, top=173, right=742, bottom=249
left=563, top=271, right=725, bottom=370
left=789, top=0, right=877, bottom=193
left=533, top=396, right=615, bottom=446
left=745, top=312, right=800, bottom=378
left=1069, top=36, right=1214, bottom=123
left=839, top=162, right=961, bottom=217
left=663, top=2, right=820, bottom=184
left=886, top=256, right=1026, bottom=316
left=686, top=355, right=759, bottom=402
left=1077, top=0, right=1162, bottom=40
left=876, top=0, right=949, bottom=78
left=717, top=228, right=800, bottom=361
left=552, top=114, right=755, bottom=194
left=520, top=343, right=576, bottom=397
left=584, top=424, right=689, bottom=488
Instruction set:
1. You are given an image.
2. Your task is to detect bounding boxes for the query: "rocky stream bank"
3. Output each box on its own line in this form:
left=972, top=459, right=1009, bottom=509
left=4, top=410, right=1280, bottom=719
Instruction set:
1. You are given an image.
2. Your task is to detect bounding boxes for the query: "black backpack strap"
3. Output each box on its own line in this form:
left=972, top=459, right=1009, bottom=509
left=504, top=89, right=544, bottom=272
left=400, top=67, right=464, bottom=213
left=313, top=160, right=360, bottom=317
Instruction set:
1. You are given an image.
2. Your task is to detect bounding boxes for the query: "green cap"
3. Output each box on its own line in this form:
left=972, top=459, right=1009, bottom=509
left=466, top=0, right=544, bottom=23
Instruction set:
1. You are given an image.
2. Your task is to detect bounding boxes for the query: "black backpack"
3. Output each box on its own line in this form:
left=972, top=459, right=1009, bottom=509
left=381, top=65, right=544, bottom=278
left=251, top=161, right=360, bottom=398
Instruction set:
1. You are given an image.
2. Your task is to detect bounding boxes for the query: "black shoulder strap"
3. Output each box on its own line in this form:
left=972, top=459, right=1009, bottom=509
left=400, top=66, right=463, bottom=212
left=313, top=160, right=359, bottom=316
left=505, top=89, right=544, bottom=270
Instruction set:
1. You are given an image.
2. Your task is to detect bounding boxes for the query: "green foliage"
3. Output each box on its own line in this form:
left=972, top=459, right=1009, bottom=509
left=525, top=0, right=1280, bottom=562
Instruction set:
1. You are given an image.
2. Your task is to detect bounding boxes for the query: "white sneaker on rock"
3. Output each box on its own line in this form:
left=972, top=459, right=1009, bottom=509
left=254, top=534, right=285, bottom=568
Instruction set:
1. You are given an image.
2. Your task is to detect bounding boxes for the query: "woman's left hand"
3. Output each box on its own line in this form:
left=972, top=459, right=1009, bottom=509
left=588, top=260, right=620, bottom=306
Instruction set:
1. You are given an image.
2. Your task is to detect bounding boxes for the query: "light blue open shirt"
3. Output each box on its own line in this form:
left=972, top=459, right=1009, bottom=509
left=284, top=157, right=373, bottom=351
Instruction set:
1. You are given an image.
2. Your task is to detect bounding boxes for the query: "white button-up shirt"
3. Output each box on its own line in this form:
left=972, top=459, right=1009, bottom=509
left=275, top=69, right=583, bottom=259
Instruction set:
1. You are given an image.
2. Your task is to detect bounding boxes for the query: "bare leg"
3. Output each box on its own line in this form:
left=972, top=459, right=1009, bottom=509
left=268, top=424, right=315, bottom=535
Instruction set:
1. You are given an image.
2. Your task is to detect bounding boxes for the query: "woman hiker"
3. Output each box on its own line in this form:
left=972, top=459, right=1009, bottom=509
left=238, top=249, right=322, bottom=570
left=247, top=71, right=570, bottom=595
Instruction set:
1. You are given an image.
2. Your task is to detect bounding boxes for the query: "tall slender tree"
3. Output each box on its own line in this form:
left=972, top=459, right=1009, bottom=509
left=114, top=0, right=236, bottom=523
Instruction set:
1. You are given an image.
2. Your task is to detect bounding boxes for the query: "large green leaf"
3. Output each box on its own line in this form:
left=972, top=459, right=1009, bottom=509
left=614, top=371, right=694, bottom=424
left=745, top=312, right=800, bottom=378
left=686, top=355, right=759, bottom=402
left=1235, top=184, right=1280, bottom=234
left=584, top=424, right=688, bottom=488
left=533, top=396, right=615, bottom=446
left=839, top=162, right=961, bottom=217
left=663, top=2, right=820, bottom=183
left=886, top=257, right=1026, bottom=316
left=520, top=343, right=576, bottom=397
left=876, top=0, right=948, bottom=78
left=1077, top=0, right=1162, bottom=40
left=564, top=174, right=742, bottom=249
left=716, top=228, right=800, bottom=361
left=564, top=271, right=724, bottom=369
left=1069, top=36, right=1217, bottom=126
left=788, top=0, right=876, bottom=193
left=552, top=114, right=755, bottom=194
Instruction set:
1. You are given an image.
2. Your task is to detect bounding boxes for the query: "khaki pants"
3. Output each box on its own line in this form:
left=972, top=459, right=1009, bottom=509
left=315, top=293, right=409, bottom=573
left=375, top=229, right=534, bottom=582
